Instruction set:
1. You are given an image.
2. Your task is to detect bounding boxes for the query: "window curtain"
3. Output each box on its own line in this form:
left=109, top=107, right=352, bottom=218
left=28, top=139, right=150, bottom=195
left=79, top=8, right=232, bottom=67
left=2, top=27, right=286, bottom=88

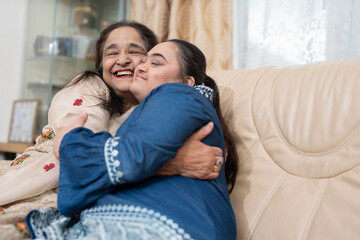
left=129, top=0, right=233, bottom=70
left=233, top=0, right=360, bottom=69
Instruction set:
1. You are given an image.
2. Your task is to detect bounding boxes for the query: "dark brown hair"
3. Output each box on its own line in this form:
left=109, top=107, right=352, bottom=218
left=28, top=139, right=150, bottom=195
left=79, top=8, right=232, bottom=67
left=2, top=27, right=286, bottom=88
left=166, top=39, right=239, bottom=193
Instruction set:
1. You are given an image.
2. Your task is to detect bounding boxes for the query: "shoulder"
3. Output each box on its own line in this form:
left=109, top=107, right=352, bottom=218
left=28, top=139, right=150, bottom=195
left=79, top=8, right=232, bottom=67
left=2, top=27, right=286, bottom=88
left=147, top=83, right=205, bottom=101
left=68, top=73, right=108, bottom=94
left=150, top=82, right=194, bottom=94
left=135, top=83, right=216, bottom=122
left=129, top=83, right=223, bottom=148
left=144, top=83, right=213, bottom=109
left=50, top=73, right=109, bottom=108
left=55, top=73, right=109, bottom=99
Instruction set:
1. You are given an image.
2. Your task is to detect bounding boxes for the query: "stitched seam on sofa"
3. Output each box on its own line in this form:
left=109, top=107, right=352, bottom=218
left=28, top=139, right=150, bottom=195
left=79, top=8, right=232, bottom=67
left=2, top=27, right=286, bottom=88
left=245, top=172, right=287, bottom=240
left=238, top=140, right=261, bottom=164
left=300, top=179, right=329, bottom=240
left=251, top=64, right=360, bottom=158
left=250, top=66, right=288, bottom=161
left=306, top=158, right=311, bottom=178
left=252, top=65, right=360, bottom=178
left=250, top=66, right=278, bottom=141
left=277, top=124, right=360, bottom=157
left=235, top=66, right=274, bottom=166
left=269, top=126, right=360, bottom=178
left=272, top=105, right=360, bottom=157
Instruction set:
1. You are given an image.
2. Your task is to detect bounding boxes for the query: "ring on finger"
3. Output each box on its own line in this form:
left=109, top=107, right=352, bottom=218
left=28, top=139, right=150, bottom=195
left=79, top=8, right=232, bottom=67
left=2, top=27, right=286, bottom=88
left=213, top=165, right=221, bottom=172
left=215, top=157, right=222, bottom=166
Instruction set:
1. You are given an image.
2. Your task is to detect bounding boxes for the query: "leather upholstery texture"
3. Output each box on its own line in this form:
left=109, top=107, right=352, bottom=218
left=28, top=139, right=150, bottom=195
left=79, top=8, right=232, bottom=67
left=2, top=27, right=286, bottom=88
left=209, top=57, right=360, bottom=240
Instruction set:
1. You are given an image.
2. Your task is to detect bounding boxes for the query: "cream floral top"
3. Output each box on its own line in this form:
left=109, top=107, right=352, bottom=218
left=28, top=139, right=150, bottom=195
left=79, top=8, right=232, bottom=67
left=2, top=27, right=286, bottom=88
left=0, top=74, right=123, bottom=205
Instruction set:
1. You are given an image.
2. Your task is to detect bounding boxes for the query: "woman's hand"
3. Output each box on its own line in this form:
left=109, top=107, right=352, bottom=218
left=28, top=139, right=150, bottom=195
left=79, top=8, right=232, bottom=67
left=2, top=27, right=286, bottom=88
left=53, top=112, right=88, bottom=160
left=156, top=122, right=224, bottom=179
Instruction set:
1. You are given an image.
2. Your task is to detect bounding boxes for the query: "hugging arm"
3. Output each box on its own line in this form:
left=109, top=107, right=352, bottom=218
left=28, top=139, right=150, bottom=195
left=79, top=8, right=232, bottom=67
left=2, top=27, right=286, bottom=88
left=54, top=111, right=223, bottom=181
left=56, top=85, right=224, bottom=215
left=157, top=121, right=223, bottom=179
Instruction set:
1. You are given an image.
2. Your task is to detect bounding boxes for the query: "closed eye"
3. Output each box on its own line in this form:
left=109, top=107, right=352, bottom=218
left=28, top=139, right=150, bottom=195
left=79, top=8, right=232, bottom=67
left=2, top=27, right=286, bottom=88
left=151, top=61, right=161, bottom=66
left=129, top=51, right=145, bottom=55
left=105, top=51, right=118, bottom=56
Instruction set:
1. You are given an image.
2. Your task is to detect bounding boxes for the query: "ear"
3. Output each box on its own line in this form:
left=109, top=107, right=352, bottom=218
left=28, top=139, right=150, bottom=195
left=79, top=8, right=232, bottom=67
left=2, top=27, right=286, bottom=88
left=184, top=76, right=195, bottom=86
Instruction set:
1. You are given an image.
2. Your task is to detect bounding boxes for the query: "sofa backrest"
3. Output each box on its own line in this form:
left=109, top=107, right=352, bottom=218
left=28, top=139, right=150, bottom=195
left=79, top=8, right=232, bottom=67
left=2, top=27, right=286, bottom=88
left=209, top=57, right=360, bottom=240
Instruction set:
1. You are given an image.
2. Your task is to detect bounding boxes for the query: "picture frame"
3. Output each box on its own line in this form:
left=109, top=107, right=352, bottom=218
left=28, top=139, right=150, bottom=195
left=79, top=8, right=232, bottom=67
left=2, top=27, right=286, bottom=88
left=8, top=99, right=40, bottom=144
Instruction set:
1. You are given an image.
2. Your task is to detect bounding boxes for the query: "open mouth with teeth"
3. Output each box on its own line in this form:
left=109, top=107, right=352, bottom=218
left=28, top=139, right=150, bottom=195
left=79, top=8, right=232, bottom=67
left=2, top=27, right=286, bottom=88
left=113, top=70, right=134, bottom=78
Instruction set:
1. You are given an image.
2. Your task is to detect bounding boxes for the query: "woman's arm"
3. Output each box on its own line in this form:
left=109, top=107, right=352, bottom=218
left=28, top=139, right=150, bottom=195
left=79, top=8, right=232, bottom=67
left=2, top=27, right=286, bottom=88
left=54, top=118, right=224, bottom=179
left=55, top=84, right=224, bottom=215
left=156, top=121, right=223, bottom=179
left=49, top=75, right=110, bottom=134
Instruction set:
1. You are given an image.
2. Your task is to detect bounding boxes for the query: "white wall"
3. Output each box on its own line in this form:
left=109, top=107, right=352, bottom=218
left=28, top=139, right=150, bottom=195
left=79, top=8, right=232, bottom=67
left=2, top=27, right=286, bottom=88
left=0, top=0, right=27, bottom=142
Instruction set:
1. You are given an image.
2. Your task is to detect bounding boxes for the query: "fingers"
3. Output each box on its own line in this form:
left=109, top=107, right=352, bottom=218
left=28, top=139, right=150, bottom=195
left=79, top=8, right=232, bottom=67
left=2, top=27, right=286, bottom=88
left=162, top=130, right=224, bottom=180
left=212, top=147, right=223, bottom=159
left=53, top=112, right=88, bottom=160
left=212, top=156, right=224, bottom=172
left=75, top=112, right=88, bottom=128
left=178, top=155, right=224, bottom=179
left=215, top=156, right=223, bottom=166
left=187, top=121, right=214, bottom=141
left=180, top=166, right=221, bottom=180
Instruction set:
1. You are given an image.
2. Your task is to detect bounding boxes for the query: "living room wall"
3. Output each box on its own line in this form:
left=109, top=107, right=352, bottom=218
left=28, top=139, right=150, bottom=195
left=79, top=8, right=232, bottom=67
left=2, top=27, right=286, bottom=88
left=0, top=0, right=27, bottom=155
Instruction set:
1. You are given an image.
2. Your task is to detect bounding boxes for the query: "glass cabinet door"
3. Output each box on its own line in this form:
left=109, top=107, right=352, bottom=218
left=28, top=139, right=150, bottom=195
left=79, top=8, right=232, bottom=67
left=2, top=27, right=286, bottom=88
left=23, top=0, right=126, bottom=134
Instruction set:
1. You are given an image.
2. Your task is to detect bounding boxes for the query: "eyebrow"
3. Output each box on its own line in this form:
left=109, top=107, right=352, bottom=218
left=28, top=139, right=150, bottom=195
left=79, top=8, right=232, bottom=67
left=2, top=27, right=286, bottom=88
left=150, top=53, right=168, bottom=63
left=104, top=43, right=146, bottom=52
left=104, top=43, right=117, bottom=52
left=129, top=43, right=146, bottom=52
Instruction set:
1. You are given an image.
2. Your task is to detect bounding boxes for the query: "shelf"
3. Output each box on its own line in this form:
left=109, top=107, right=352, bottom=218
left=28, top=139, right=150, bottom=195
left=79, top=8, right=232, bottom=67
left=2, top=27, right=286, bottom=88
left=27, top=82, right=64, bottom=90
left=26, top=54, right=94, bottom=63
left=24, top=54, right=95, bottom=86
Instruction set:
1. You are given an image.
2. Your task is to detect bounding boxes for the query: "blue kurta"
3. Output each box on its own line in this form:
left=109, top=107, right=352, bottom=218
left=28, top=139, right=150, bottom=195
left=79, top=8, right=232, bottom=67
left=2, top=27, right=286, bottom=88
left=26, top=83, right=236, bottom=240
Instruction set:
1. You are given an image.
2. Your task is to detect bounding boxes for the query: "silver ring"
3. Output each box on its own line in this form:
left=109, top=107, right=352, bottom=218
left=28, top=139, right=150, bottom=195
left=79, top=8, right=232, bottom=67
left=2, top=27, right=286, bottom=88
left=215, top=157, right=222, bottom=166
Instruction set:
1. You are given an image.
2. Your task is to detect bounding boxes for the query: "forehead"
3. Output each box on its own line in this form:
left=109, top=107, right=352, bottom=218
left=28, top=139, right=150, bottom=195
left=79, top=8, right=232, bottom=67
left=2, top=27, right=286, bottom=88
left=104, top=26, right=146, bottom=49
left=149, top=42, right=178, bottom=60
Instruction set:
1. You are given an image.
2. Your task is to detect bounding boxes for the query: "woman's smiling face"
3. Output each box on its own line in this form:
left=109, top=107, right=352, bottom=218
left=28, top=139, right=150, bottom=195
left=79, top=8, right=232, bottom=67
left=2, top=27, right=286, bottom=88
left=102, top=26, right=147, bottom=98
left=130, top=42, right=190, bottom=102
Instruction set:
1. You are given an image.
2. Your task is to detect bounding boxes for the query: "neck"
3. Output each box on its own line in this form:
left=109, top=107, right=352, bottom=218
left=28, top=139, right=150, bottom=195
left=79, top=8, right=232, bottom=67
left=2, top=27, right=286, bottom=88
left=121, top=93, right=139, bottom=113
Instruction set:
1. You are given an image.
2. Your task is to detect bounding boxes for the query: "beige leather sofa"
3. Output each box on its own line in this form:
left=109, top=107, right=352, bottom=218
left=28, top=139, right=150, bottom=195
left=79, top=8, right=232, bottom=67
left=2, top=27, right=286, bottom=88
left=209, top=57, right=360, bottom=240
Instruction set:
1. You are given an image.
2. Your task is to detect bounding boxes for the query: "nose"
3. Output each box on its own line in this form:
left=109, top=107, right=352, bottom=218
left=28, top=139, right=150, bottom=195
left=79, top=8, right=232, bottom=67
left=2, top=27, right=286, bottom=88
left=116, top=53, right=131, bottom=66
left=136, top=60, right=148, bottom=74
left=137, top=63, right=146, bottom=73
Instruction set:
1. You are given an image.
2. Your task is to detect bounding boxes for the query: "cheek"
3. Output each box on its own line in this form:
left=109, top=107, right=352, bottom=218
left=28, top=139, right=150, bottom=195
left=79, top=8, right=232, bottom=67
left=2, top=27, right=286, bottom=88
left=103, top=77, right=112, bottom=87
left=101, top=61, right=115, bottom=85
left=102, top=68, right=111, bottom=84
left=130, top=81, right=145, bottom=101
left=130, top=79, right=141, bottom=91
left=131, top=56, right=144, bottom=68
left=150, top=77, right=168, bottom=89
left=102, top=59, right=112, bottom=74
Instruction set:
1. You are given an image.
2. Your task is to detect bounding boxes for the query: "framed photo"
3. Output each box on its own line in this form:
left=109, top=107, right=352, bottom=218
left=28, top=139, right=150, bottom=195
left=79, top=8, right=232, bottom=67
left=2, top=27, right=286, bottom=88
left=8, top=99, right=40, bottom=144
